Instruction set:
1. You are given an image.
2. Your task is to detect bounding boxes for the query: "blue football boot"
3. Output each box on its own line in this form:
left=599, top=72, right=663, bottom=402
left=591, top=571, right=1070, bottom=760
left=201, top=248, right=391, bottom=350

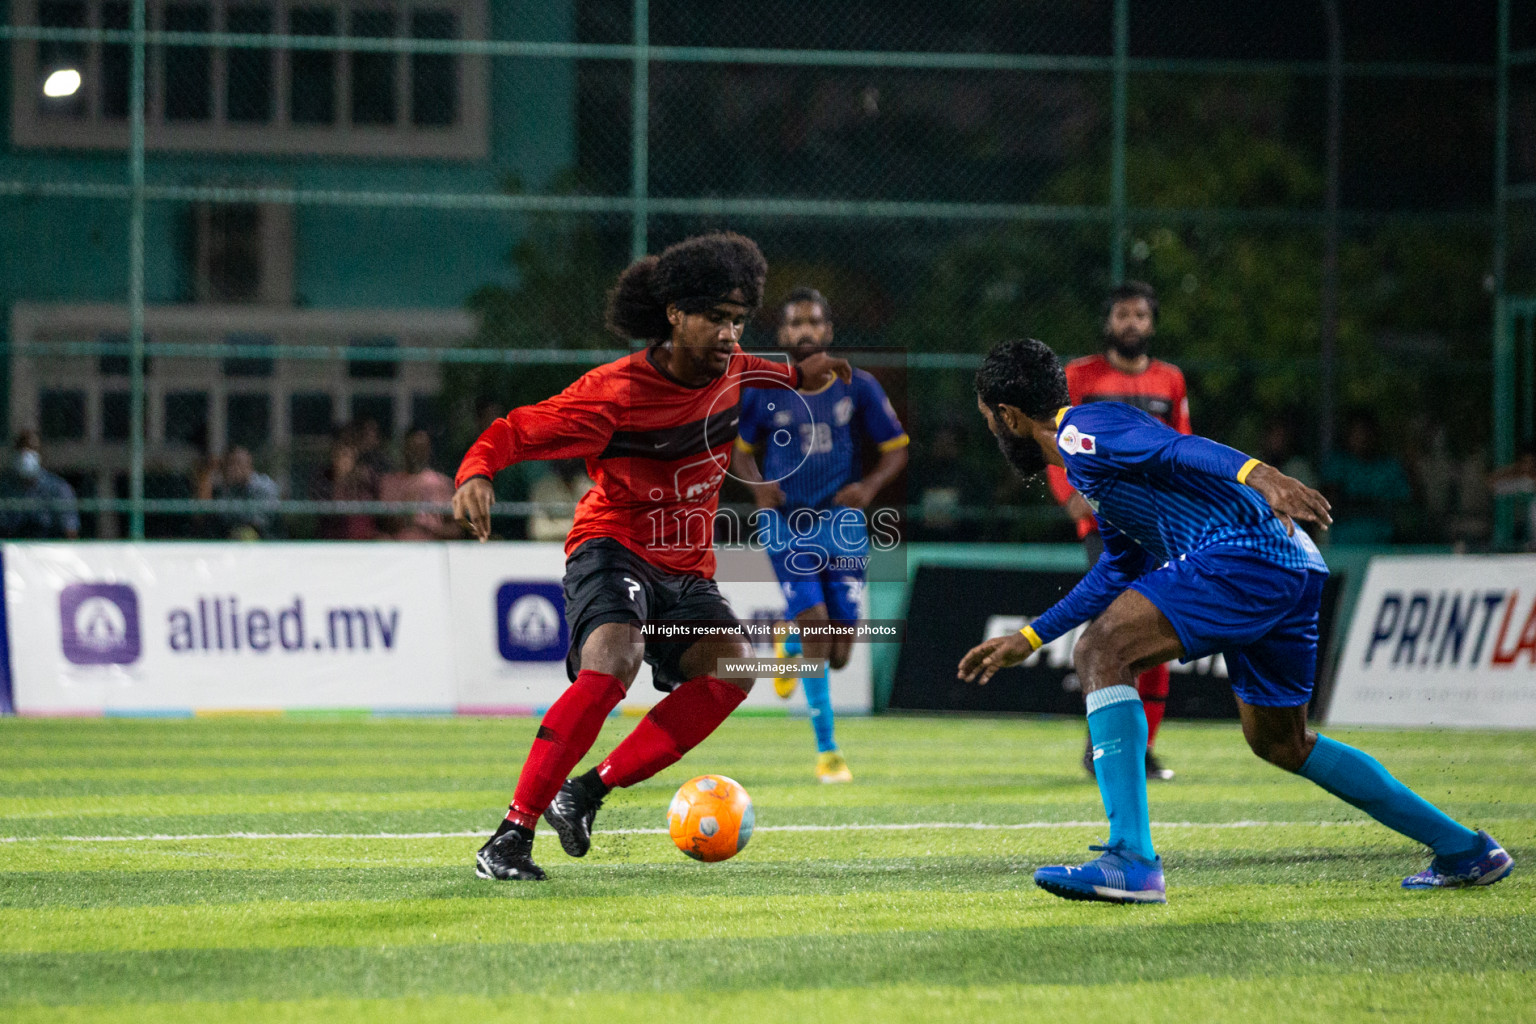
left=1034, top=842, right=1167, bottom=904
left=1401, top=830, right=1514, bottom=890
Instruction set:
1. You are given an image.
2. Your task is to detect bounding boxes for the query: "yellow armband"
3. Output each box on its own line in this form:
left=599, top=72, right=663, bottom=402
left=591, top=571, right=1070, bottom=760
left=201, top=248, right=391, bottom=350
left=1236, top=458, right=1264, bottom=485
left=1019, top=625, right=1043, bottom=651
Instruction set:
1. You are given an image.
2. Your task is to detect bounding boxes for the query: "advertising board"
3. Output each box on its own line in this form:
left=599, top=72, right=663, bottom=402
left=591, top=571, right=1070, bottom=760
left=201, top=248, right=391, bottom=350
left=3, top=543, right=455, bottom=714
left=1329, top=555, right=1536, bottom=728
left=448, top=544, right=872, bottom=714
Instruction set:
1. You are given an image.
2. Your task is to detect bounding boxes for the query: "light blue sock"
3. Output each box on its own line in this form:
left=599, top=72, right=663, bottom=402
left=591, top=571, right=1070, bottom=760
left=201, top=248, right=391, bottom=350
left=1086, top=684, right=1155, bottom=862
left=802, top=661, right=836, bottom=753
left=1299, top=735, right=1480, bottom=857
left=782, top=630, right=802, bottom=658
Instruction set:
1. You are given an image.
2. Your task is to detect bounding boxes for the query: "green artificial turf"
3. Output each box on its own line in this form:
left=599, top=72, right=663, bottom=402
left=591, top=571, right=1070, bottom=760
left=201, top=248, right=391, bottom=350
left=1, top=715, right=1531, bottom=1023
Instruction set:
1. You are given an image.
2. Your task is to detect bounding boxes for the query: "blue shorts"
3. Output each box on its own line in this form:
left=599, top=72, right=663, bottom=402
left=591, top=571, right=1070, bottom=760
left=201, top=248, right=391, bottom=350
left=1129, top=545, right=1327, bottom=708
left=757, top=506, right=868, bottom=623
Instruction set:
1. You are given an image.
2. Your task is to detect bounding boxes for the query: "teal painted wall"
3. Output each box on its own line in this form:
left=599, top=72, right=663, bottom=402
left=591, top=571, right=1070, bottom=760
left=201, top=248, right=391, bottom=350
left=1, top=0, right=578, bottom=313
left=0, top=1, right=580, bottom=433
left=2, top=197, right=189, bottom=303
left=297, top=0, right=579, bottom=307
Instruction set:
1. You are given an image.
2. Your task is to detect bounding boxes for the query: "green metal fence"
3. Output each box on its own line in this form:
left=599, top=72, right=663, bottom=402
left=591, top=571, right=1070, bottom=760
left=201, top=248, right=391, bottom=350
left=1495, top=0, right=1536, bottom=545
left=0, top=0, right=1525, bottom=546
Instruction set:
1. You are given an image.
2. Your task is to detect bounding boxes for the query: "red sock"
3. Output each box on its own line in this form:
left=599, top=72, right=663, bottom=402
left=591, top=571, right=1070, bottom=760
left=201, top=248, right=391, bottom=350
left=1137, top=663, right=1170, bottom=749
left=596, top=676, right=746, bottom=789
left=505, top=670, right=627, bottom=829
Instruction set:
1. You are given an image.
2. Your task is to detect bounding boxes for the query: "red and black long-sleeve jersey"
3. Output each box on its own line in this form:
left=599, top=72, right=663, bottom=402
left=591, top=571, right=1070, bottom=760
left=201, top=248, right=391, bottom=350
left=457, top=345, right=800, bottom=578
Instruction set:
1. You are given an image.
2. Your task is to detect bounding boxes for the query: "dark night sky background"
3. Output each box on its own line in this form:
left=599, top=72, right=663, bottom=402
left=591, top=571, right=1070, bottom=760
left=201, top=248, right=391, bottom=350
left=573, top=0, right=1532, bottom=212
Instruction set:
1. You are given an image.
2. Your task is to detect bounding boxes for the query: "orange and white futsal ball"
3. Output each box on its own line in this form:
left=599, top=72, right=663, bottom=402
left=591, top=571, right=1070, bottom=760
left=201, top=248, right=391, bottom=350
left=667, top=774, right=755, bottom=862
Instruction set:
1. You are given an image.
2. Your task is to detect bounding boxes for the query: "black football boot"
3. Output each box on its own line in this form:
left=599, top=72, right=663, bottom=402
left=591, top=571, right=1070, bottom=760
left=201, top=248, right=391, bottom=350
left=475, top=823, right=546, bottom=881
left=543, top=770, right=609, bottom=858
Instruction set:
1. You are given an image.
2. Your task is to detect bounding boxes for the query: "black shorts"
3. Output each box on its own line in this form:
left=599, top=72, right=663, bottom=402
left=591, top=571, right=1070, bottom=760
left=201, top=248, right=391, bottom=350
left=563, top=537, right=743, bottom=692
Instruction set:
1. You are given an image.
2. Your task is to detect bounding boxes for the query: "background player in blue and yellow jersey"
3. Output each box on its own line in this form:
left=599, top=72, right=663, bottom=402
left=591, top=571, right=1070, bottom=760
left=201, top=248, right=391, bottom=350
left=959, top=339, right=1513, bottom=904
left=733, top=288, right=909, bottom=782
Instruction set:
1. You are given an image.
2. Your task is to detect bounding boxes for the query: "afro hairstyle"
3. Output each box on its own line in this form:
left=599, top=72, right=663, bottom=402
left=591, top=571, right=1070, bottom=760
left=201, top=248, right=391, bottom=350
left=605, top=232, right=769, bottom=342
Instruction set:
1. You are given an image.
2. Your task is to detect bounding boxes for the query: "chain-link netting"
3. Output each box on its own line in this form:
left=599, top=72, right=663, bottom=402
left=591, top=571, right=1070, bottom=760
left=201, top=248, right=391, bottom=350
left=1500, top=4, right=1536, bottom=548
left=0, top=0, right=1525, bottom=545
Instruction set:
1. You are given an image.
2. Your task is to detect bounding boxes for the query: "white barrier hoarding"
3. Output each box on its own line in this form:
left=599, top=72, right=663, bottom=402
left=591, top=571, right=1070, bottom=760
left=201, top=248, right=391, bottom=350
left=4, top=543, right=456, bottom=714
left=448, top=542, right=577, bottom=714
left=448, top=543, right=872, bottom=714
left=1328, top=555, right=1536, bottom=728
left=4, top=541, right=874, bottom=716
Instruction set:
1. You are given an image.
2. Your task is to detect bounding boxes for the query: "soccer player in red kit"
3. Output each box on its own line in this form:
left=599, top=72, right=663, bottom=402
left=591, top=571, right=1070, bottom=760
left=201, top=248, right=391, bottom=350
left=454, top=232, right=850, bottom=881
left=1046, top=281, right=1189, bottom=780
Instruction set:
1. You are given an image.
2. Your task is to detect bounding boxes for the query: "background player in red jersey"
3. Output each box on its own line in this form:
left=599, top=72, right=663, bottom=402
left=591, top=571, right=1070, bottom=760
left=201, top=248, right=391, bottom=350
left=454, top=233, right=850, bottom=881
left=1045, top=281, right=1189, bottom=780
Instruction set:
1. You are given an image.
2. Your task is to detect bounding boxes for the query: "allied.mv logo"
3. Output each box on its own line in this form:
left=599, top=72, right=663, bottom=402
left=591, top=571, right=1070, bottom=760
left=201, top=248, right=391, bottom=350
left=59, top=583, right=141, bottom=665
left=496, top=582, right=569, bottom=662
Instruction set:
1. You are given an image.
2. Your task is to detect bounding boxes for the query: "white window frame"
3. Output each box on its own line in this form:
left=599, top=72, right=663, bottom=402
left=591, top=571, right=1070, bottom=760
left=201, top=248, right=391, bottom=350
left=11, top=0, right=489, bottom=159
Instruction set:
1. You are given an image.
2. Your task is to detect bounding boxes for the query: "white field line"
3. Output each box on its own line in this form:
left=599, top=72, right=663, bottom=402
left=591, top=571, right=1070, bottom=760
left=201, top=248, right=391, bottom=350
left=0, top=820, right=1373, bottom=844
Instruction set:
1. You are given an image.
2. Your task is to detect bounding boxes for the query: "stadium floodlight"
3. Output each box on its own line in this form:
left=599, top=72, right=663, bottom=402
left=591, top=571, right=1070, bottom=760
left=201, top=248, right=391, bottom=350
left=43, top=68, right=82, bottom=98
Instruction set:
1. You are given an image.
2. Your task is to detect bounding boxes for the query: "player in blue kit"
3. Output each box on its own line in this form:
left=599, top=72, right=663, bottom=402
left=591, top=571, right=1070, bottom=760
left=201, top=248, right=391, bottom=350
left=959, top=338, right=1514, bottom=903
left=733, top=288, right=909, bottom=782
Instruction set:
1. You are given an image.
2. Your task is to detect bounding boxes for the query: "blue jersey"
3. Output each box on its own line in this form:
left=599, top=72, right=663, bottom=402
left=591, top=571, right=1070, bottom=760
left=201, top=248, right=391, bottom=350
left=1030, top=402, right=1327, bottom=646
left=738, top=368, right=907, bottom=510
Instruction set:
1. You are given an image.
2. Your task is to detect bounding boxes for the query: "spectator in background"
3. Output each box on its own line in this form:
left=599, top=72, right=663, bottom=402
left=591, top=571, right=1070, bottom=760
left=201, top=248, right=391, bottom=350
left=1409, top=419, right=1456, bottom=541
left=1259, top=416, right=1319, bottom=491
left=528, top=458, right=594, bottom=542
left=188, top=437, right=222, bottom=535
left=380, top=427, right=459, bottom=540
left=911, top=423, right=969, bottom=541
left=0, top=430, right=79, bottom=539
left=354, top=417, right=393, bottom=477
left=1449, top=447, right=1494, bottom=548
left=472, top=395, right=534, bottom=538
left=1389, top=417, right=1495, bottom=548
left=312, top=429, right=379, bottom=540
left=473, top=395, right=502, bottom=435
left=1320, top=410, right=1412, bottom=544
left=1488, top=440, right=1536, bottom=549
left=212, top=447, right=280, bottom=540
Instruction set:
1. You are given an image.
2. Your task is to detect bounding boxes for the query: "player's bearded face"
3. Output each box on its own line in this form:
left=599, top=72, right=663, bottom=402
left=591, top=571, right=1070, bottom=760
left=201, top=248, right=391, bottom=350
left=995, top=425, right=1048, bottom=479
left=778, top=301, right=832, bottom=363
left=1108, top=328, right=1148, bottom=360
left=980, top=398, right=1048, bottom=478
left=1105, top=297, right=1154, bottom=360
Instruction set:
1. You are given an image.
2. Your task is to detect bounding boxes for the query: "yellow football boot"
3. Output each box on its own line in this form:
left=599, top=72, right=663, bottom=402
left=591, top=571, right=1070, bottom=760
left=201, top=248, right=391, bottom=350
left=816, top=749, right=853, bottom=784
left=772, top=630, right=799, bottom=698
